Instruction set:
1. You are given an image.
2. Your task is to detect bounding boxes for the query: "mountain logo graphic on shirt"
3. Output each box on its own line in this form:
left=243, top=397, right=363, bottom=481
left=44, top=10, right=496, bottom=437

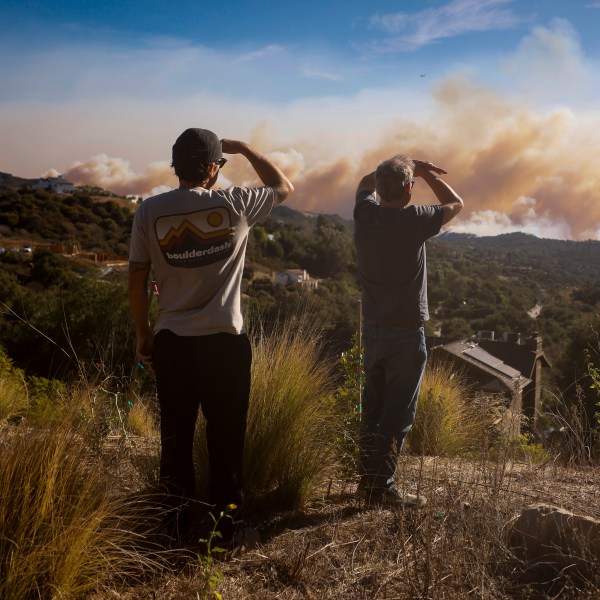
left=155, top=207, right=234, bottom=267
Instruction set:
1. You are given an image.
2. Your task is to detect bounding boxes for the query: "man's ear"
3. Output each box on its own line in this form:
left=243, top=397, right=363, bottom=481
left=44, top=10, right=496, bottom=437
left=208, top=163, right=219, bottom=178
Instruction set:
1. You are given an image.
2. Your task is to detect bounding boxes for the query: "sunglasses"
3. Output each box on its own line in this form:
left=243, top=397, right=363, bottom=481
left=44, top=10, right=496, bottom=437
left=215, top=158, right=228, bottom=168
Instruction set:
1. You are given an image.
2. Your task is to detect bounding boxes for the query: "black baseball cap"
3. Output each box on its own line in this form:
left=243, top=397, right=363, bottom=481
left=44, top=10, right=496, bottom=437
left=172, top=128, right=222, bottom=164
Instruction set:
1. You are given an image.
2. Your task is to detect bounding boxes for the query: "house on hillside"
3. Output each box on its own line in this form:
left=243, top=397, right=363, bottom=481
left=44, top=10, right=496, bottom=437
left=430, top=331, right=550, bottom=435
left=32, top=175, right=74, bottom=194
left=275, top=268, right=319, bottom=290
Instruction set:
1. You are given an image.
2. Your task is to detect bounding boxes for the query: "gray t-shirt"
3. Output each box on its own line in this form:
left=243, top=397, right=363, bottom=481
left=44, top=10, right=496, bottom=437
left=129, top=185, right=274, bottom=336
left=353, top=190, right=444, bottom=327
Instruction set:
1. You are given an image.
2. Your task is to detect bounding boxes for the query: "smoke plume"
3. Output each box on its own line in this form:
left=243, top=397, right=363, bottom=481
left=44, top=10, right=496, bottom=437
left=63, top=154, right=177, bottom=198
left=58, top=76, right=600, bottom=240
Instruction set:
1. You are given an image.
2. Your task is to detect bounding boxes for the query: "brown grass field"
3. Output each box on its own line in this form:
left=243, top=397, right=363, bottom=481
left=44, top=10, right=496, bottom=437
left=2, top=321, right=599, bottom=599
left=89, top=445, right=600, bottom=600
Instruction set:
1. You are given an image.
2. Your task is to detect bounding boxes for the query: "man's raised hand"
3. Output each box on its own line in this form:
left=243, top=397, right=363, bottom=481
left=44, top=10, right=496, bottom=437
left=412, top=159, right=447, bottom=178
left=220, top=139, right=247, bottom=155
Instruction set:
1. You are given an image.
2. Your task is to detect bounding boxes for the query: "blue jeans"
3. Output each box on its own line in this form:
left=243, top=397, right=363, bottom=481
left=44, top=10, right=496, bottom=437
left=360, top=324, right=427, bottom=492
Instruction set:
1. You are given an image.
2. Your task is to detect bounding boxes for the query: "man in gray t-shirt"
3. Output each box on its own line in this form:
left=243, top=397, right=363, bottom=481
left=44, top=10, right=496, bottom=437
left=129, top=128, right=293, bottom=544
left=353, top=154, right=463, bottom=507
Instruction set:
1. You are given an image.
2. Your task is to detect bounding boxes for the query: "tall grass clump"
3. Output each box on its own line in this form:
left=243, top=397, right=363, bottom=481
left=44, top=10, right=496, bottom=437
left=126, top=393, right=160, bottom=439
left=194, top=317, right=337, bottom=510
left=0, top=370, right=28, bottom=422
left=0, top=415, right=163, bottom=599
left=0, top=349, right=28, bottom=421
left=408, top=359, right=499, bottom=456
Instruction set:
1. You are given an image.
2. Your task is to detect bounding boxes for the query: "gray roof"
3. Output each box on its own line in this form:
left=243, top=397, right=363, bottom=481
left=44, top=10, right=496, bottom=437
left=438, top=339, right=531, bottom=393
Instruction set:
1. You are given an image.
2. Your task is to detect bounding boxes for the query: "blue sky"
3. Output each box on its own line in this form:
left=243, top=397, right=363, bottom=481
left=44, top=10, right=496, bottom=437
left=1, top=0, right=600, bottom=239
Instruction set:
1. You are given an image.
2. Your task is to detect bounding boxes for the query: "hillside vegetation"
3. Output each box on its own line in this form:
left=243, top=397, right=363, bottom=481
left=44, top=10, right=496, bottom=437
left=0, top=187, right=599, bottom=410
left=1, top=312, right=599, bottom=599
left=1, top=187, right=600, bottom=598
left=0, top=187, right=134, bottom=255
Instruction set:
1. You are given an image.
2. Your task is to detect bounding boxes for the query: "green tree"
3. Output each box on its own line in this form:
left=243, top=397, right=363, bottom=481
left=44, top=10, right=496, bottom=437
left=308, top=215, right=354, bottom=279
left=556, top=317, right=600, bottom=426
left=30, top=249, right=74, bottom=289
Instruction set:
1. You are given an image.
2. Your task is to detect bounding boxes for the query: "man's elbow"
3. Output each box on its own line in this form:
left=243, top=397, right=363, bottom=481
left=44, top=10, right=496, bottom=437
left=441, top=198, right=464, bottom=225
left=273, top=181, right=294, bottom=205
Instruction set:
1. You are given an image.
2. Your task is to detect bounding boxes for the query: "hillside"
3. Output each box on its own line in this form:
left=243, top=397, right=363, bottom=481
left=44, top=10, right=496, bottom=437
left=424, top=233, right=600, bottom=361
left=271, top=204, right=354, bottom=232
left=436, top=231, right=600, bottom=285
left=0, top=186, right=134, bottom=255
left=0, top=171, right=33, bottom=191
left=0, top=185, right=598, bottom=399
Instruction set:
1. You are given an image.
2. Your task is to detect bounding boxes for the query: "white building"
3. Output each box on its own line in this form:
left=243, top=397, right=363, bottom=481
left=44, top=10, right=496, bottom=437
left=32, top=176, right=74, bottom=194
left=275, top=268, right=319, bottom=290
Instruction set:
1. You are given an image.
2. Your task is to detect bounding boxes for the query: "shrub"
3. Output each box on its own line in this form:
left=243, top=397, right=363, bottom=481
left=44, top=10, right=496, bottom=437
left=330, top=333, right=363, bottom=477
left=0, top=349, right=28, bottom=421
left=194, top=318, right=337, bottom=510
left=408, top=360, right=499, bottom=457
left=0, top=417, right=163, bottom=599
left=500, top=433, right=547, bottom=464
left=24, top=375, right=68, bottom=427
left=0, top=372, right=28, bottom=422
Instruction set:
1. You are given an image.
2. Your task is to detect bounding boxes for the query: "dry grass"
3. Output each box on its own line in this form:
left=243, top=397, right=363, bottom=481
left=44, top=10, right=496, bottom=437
left=194, top=319, right=337, bottom=510
left=126, top=393, right=160, bottom=440
left=2, top=402, right=599, bottom=599
left=408, top=360, right=500, bottom=457
left=0, top=417, right=167, bottom=600
left=96, top=454, right=600, bottom=600
left=2, top=331, right=600, bottom=598
left=244, top=320, right=337, bottom=508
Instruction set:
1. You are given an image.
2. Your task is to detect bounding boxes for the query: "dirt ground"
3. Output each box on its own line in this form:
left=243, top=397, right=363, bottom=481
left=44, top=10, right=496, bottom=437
left=98, top=453, right=600, bottom=600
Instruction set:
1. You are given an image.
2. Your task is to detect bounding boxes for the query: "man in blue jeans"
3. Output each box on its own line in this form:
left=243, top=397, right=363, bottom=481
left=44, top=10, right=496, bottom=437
left=353, top=155, right=463, bottom=506
left=128, top=128, right=293, bottom=544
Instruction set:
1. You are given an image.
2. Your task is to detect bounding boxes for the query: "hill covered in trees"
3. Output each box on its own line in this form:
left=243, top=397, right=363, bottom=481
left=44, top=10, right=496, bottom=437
left=0, top=186, right=598, bottom=414
left=0, top=186, right=134, bottom=255
left=428, top=232, right=600, bottom=347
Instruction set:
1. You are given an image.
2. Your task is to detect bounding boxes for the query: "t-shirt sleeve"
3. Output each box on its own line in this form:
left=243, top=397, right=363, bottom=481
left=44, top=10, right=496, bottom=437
left=128, top=206, right=150, bottom=263
left=353, top=190, right=376, bottom=220
left=228, top=186, right=275, bottom=227
left=355, top=189, right=374, bottom=206
left=414, top=205, right=445, bottom=240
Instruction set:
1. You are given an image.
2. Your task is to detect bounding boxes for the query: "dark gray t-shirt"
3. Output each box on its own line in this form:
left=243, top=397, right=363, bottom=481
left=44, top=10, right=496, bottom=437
left=353, top=190, right=444, bottom=327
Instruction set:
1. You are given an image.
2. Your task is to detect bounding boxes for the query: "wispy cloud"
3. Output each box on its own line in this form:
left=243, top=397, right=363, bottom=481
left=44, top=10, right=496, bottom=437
left=300, top=66, right=343, bottom=82
left=234, top=44, right=285, bottom=63
left=585, top=1, right=600, bottom=7
left=502, top=19, right=588, bottom=100
left=369, top=0, right=527, bottom=52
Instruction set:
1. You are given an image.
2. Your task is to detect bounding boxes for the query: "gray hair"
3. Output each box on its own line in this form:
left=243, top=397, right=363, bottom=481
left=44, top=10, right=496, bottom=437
left=375, top=154, right=415, bottom=201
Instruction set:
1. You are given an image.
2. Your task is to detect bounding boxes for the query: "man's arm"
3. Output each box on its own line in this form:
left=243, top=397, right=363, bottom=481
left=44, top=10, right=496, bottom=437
left=356, top=171, right=376, bottom=197
left=413, top=160, right=463, bottom=225
left=220, top=139, right=294, bottom=205
left=128, top=261, right=154, bottom=370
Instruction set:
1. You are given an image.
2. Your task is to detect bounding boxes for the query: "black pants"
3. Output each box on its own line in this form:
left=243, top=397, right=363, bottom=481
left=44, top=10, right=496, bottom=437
left=153, top=329, right=252, bottom=532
